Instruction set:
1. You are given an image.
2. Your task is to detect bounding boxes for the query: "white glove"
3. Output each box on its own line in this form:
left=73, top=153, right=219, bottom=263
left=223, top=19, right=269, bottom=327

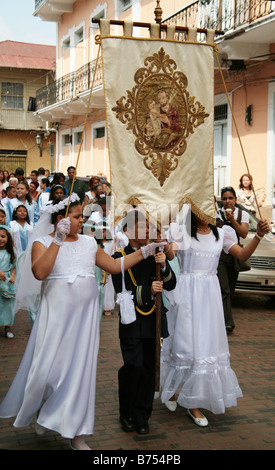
left=141, top=242, right=166, bottom=259
left=53, top=217, right=71, bottom=246
left=169, top=223, right=183, bottom=244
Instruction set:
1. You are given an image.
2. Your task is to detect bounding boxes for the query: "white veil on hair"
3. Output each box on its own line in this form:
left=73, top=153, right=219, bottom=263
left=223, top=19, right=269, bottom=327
left=15, top=193, right=80, bottom=314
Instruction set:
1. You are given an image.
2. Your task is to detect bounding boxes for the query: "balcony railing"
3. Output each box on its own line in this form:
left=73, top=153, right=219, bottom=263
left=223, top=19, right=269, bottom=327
left=0, top=108, right=48, bottom=131
left=35, top=0, right=46, bottom=9
left=163, top=0, right=275, bottom=39
left=36, top=57, right=103, bottom=111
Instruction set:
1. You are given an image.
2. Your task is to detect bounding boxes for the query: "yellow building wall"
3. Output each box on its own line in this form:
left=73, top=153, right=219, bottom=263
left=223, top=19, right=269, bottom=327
left=92, top=135, right=106, bottom=176
left=0, top=131, right=54, bottom=176
left=0, top=66, right=56, bottom=175
left=0, top=67, right=54, bottom=130
left=228, top=77, right=270, bottom=217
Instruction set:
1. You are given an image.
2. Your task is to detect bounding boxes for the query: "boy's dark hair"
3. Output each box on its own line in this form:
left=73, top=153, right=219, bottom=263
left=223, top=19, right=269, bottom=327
left=121, top=209, right=146, bottom=232
left=41, top=178, right=50, bottom=187
left=15, top=167, right=24, bottom=175
left=6, top=186, right=16, bottom=193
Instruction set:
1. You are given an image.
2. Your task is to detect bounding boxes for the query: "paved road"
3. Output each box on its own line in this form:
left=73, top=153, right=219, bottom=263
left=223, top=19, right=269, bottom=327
left=0, top=293, right=275, bottom=451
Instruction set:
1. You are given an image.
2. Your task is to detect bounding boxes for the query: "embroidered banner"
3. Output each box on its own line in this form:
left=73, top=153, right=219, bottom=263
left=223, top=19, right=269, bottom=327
left=100, top=22, right=216, bottom=226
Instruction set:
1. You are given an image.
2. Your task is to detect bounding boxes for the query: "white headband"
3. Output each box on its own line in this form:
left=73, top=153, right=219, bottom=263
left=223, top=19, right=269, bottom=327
left=43, top=193, right=80, bottom=214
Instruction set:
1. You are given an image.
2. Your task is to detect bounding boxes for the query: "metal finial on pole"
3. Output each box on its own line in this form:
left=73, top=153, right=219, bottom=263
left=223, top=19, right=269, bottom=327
left=154, top=0, right=163, bottom=24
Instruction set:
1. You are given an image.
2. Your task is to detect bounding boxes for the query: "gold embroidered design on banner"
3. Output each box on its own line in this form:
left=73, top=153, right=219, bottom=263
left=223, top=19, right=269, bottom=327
left=112, top=47, right=209, bottom=186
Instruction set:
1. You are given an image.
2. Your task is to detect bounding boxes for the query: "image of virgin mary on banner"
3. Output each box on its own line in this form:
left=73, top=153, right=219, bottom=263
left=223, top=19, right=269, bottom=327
left=100, top=21, right=216, bottom=227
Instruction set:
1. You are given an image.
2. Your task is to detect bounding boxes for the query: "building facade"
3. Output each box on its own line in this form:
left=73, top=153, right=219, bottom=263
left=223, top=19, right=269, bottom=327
left=0, top=40, right=56, bottom=176
left=33, top=0, right=187, bottom=179
left=164, top=0, right=275, bottom=217
left=33, top=0, right=275, bottom=216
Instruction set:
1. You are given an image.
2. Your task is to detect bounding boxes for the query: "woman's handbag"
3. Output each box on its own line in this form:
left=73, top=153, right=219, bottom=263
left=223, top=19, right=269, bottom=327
left=233, top=244, right=251, bottom=272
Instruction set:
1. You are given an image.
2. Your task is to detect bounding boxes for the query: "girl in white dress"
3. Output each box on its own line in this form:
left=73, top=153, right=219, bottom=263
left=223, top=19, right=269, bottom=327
left=8, top=181, right=36, bottom=226
left=160, top=210, right=269, bottom=427
left=9, top=204, right=33, bottom=255
left=0, top=194, right=164, bottom=450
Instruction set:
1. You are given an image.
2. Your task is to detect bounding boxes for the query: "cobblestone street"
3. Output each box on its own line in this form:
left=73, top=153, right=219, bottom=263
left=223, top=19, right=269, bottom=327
left=0, top=293, right=275, bottom=451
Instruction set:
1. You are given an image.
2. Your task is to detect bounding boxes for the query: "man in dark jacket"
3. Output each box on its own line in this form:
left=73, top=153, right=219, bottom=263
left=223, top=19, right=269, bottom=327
left=64, top=166, right=87, bottom=203
left=112, top=210, right=176, bottom=435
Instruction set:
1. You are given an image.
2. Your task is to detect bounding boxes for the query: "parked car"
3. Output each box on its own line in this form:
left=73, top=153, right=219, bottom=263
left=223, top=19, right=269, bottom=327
left=235, top=207, right=275, bottom=296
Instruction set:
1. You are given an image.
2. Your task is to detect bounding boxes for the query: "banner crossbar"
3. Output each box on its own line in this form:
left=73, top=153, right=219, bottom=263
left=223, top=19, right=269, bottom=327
left=92, top=18, right=224, bottom=37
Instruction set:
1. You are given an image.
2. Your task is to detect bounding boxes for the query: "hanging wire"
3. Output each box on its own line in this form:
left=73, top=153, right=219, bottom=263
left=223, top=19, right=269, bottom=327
left=65, top=43, right=102, bottom=217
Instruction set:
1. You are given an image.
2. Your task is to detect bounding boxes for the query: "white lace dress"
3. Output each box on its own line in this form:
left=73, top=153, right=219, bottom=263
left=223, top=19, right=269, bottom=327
left=160, top=225, right=243, bottom=414
left=0, top=235, right=100, bottom=438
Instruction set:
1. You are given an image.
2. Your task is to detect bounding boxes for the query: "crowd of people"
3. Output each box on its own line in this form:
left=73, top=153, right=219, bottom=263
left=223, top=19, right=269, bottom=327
left=0, top=166, right=114, bottom=332
left=0, top=166, right=271, bottom=450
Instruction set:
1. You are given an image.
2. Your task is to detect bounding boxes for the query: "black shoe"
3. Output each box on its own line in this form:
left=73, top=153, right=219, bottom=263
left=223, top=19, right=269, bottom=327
left=226, top=326, right=234, bottom=333
left=136, top=423, right=149, bottom=435
left=120, top=416, right=135, bottom=432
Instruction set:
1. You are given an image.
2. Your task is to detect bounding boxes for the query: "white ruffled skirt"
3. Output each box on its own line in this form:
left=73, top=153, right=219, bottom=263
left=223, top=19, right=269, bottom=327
left=0, top=276, right=100, bottom=438
left=160, top=272, right=242, bottom=414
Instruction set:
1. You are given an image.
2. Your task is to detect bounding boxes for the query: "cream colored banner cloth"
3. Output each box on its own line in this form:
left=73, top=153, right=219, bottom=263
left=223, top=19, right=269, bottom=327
left=101, top=32, right=215, bottom=224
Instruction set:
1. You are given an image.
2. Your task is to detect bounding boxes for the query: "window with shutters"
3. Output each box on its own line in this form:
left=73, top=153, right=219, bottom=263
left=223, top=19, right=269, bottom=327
left=1, top=82, right=24, bottom=109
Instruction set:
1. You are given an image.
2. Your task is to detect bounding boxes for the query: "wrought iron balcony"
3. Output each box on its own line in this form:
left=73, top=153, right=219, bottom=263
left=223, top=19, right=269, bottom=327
left=36, top=57, right=103, bottom=111
left=163, top=0, right=275, bottom=39
left=34, top=1, right=76, bottom=22
left=34, top=0, right=45, bottom=9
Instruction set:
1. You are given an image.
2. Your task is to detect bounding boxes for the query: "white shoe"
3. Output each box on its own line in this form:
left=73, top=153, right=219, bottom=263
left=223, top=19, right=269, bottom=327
left=70, top=440, right=77, bottom=450
left=70, top=438, right=92, bottom=450
left=165, top=400, right=177, bottom=412
left=5, top=331, right=14, bottom=339
left=187, top=409, right=208, bottom=427
left=34, top=417, right=47, bottom=436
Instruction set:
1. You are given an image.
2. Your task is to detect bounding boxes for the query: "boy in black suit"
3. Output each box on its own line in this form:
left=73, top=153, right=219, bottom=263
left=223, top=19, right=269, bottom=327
left=112, top=210, right=176, bottom=434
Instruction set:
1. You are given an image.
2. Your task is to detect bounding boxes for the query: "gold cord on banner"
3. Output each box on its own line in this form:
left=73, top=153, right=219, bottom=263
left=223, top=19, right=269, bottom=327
left=214, top=47, right=262, bottom=219
left=65, top=44, right=102, bottom=217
